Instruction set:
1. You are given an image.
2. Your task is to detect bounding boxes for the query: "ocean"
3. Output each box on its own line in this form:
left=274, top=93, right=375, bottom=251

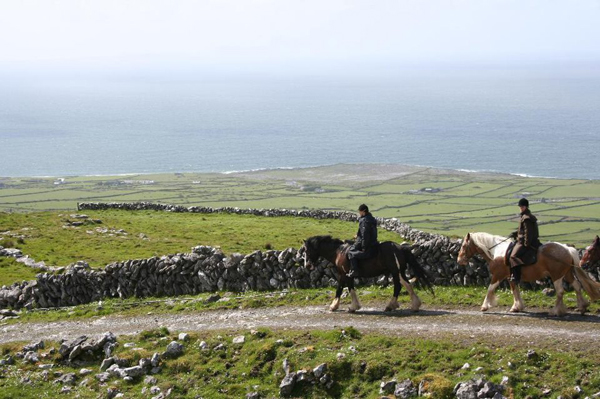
left=1, top=69, right=599, bottom=179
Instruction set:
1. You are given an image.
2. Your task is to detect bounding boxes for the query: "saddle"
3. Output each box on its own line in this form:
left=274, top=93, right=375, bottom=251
left=344, top=241, right=380, bottom=262
left=504, top=241, right=538, bottom=267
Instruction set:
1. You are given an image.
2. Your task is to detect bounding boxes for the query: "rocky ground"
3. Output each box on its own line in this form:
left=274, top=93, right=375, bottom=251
left=3, top=303, right=600, bottom=350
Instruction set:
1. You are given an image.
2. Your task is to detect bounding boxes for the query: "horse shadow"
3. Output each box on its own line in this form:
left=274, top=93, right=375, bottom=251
left=347, top=308, right=453, bottom=318
left=481, top=309, right=600, bottom=324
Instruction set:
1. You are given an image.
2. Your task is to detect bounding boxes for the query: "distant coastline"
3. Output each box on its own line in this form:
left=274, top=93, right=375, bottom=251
left=5, top=163, right=595, bottom=181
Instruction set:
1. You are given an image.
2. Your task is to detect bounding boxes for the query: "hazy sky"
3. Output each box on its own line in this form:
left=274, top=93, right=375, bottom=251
left=1, top=0, right=599, bottom=75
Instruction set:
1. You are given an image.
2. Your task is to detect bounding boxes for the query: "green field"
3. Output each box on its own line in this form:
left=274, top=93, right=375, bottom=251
left=2, top=165, right=599, bottom=398
left=0, top=210, right=401, bottom=286
left=1, top=164, right=598, bottom=246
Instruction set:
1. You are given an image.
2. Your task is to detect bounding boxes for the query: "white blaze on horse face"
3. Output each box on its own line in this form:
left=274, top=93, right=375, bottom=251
left=457, top=240, right=468, bottom=265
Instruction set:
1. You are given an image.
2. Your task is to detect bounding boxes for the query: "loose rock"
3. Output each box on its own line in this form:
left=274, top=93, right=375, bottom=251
left=163, top=341, right=184, bottom=358
left=279, top=372, right=297, bottom=397
left=394, top=379, right=417, bottom=398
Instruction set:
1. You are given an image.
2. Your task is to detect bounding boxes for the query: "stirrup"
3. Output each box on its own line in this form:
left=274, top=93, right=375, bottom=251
left=346, top=269, right=358, bottom=278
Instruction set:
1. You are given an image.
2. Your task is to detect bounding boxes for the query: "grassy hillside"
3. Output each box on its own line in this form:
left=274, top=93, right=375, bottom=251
left=1, top=326, right=598, bottom=398
left=0, top=210, right=401, bottom=285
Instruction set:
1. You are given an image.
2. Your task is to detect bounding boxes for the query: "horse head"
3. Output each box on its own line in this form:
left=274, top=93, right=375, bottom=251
left=301, top=237, right=321, bottom=270
left=457, top=232, right=476, bottom=266
left=580, top=235, right=600, bottom=267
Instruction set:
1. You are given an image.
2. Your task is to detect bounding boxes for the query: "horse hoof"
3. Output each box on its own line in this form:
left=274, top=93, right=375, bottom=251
left=509, top=307, right=520, bottom=313
left=481, top=306, right=489, bottom=312
left=384, top=307, right=393, bottom=312
left=348, top=309, right=356, bottom=313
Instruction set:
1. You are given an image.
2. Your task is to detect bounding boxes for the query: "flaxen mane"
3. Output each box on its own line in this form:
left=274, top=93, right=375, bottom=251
left=469, top=232, right=509, bottom=259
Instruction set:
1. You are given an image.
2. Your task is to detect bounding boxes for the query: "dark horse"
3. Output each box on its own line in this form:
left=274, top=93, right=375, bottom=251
left=301, top=235, right=434, bottom=312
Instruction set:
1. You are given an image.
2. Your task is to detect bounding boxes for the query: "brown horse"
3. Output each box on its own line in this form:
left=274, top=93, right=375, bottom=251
left=581, top=235, right=600, bottom=266
left=301, top=235, right=433, bottom=312
left=457, top=232, right=600, bottom=316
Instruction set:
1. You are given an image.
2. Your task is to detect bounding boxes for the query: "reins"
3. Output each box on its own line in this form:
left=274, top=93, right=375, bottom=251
left=486, top=236, right=511, bottom=251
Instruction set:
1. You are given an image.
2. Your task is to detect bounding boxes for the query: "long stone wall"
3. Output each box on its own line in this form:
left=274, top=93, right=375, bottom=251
left=77, top=201, right=492, bottom=285
left=0, top=202, right=596, bottom=310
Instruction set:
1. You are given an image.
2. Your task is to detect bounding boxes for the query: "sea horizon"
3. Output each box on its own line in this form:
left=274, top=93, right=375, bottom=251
left=2, top=69, right=599, bottom=180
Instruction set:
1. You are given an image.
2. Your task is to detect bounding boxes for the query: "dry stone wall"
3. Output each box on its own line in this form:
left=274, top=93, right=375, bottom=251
left=0, top=202, right=596, bottom=310
left=76, top=201, right=490, bottom=285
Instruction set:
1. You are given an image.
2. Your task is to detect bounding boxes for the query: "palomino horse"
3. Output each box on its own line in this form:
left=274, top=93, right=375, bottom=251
left=457, top=232, right=600, bottom=316
left=580, top=235, right=600, bottom=266
left=301, top=235, right=433, bottom=313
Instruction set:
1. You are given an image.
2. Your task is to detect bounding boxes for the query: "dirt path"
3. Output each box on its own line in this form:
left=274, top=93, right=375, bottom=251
left=3, top=304, right=600, bottom=348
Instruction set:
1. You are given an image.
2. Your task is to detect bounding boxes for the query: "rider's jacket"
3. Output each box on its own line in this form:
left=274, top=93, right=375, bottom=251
left=355, top=212, right=378, bottom=252
left=515, top=209, right=541, bottom=248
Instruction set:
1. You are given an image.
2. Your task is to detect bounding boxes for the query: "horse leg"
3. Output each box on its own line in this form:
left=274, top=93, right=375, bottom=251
left=481, top=277, right=500, bottom=312
left=399, top=270, right=421, bottom=312
left=550, top=277, right=567, bottom=317
left=509, top=281, right=525, bottom=312
left=564, top=270, right=589, bottom=315
left=347, top=278, right=361, bottom=313
left=565, top=269, right=589, bottom=314
left=330, top=279, right=344, bottom=312
left=484, top=261, right=508, bottom=311
left=385, top=274, right=401, bottom=312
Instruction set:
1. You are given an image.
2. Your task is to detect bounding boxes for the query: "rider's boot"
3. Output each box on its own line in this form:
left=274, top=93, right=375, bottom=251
left=509, top=266, right=521, bottom=284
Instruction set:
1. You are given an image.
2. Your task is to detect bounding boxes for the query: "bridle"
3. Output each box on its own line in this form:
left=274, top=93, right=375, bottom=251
left=459, top=237, right=478, bottom=261
left=301, top=244, right=318, bottom=270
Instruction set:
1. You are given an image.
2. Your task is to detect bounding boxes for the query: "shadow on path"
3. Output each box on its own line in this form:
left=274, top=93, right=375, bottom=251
left=481, top=309, right=600, bottom=324
left=339, top=309, right=454, bottom=318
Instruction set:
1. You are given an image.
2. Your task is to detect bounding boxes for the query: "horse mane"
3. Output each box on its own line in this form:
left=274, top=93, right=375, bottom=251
left=468, top=232, right=509, bottom=259
left=305, top=235, right=344, bottom=251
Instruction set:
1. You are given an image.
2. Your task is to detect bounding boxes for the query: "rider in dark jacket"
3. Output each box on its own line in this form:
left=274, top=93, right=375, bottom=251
left=346, top=204, right=378, bottom=278
left=508, top=198, right=541, bottom=283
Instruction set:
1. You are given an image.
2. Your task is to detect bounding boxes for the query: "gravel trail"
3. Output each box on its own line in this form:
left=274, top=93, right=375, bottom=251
left=3, top=304, right=600, bottom=347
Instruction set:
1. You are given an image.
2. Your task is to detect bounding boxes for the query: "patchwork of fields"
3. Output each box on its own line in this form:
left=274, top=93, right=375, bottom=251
left=1, top=164, right=599, bottom=246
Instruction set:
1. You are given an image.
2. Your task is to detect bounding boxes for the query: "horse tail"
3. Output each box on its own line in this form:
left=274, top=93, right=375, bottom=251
left=557, top=243, right=581, bottom=266
left=394, top=244, right=435, bottom=296
left=573, top=266, right=600, bottom=302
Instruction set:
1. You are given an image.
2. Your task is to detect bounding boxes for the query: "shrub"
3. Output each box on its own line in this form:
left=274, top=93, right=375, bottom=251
left=365, top=362, right=393, bottom=382
left=416, top=373, right=454, bottom=398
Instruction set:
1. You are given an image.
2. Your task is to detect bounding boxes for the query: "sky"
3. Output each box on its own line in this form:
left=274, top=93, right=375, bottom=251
left=1, top=0, right=599, bottom=76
